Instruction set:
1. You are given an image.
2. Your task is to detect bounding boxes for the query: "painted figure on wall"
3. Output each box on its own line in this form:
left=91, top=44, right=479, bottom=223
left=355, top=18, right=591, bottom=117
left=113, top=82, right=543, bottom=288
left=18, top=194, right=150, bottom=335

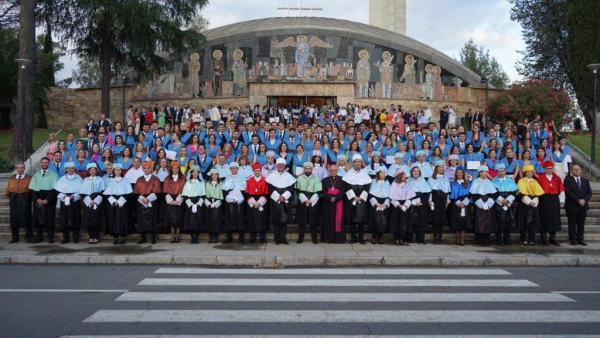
left=356, top=49, right=371, bottom=98
left=188, top=52, right=201, bottom=98
left=421, top=64, right=435, bottom=100
left=231, top=49, right=247, bottom=96
left=375, top=51, right=394, bottom=99
left=433, top=65, right=444, bottom=100
left=212, top=50, right=224, bottom=97
left=400, top=54, right=417, bottom=99
left=273, top=35, right=332, bottom=78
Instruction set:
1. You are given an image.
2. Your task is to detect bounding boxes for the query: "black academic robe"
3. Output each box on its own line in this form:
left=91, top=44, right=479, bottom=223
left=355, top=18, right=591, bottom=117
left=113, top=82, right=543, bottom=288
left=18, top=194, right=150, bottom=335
left=223, top=190, right=246, bottom=232
left=57, top=193, right=82, bottom=231
left=539, top=194, right=562, bottom=232
left=106, top=194, right=130, bottom=236
left=203, top=195, right=223, bottom=233
left=321, top=176, right=346, bottom=243
left=449, top=198, right=473, bottom=232
left=517, top=195, right=541, bottom=231
left=10, top=192, right=31, bottom=230
left=389, top=200, right=412, bottom=234
left=183, top=196, right=204, bottom=232
left=344, top=183, right=369, bottom=224
left=31, top=190, right=56, bottom=229
left=472, top=194, right=497, bottom=234
left=295, top=189, right=320, bottom=226
left=494, top=191, right=517, bottom=231
left=368, top=195, right=389, bottom=233
left=81, top=193, right=103, bottom=231
left=268, top=185, right=294, bottom=225
left=429, top=190, right=449, bottom=225
left=409, top=192, right=430, bottom=232
left=163, top=194, right=184, bottom=229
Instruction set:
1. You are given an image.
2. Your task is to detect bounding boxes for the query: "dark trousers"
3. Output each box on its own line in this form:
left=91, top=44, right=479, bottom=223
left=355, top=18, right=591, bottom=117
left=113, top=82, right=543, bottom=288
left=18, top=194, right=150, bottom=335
left=299, top=224, right=318, bottom=239
left=496, top=229, right=511, bottom=244
left=62, top=230, right=80, bottom=242
left=372, top=231, right=383, bottom=239
left=393, top=233, right=405, bottom=241
left=566, top=209, right=586, bottom=242
left=36, top=225, right=54, bottom=241
left=349, top=223, right=365, bottom=240
left=226, top=230, right=245, bottom=242
left=432, top=224, right=443, bottom=238
left=520, top=229, right=536, bottom=243
left=89, top=229, right=100, bottom=240
left=413, top=224, right=425, bottom=243
left=475, top=233, right=491, bottom=246
left=274, top=223, right=288, bottom=242
left=250, top=232, right=266, bottom=242
left=11, top=227, right=33, bottom=242
left=540, top=231, right=556, bottom=242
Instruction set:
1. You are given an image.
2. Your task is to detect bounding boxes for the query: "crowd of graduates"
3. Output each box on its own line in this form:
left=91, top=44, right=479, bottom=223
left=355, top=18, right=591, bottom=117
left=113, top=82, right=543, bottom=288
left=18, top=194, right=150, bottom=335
left=4, top=103, right=593, bottom=246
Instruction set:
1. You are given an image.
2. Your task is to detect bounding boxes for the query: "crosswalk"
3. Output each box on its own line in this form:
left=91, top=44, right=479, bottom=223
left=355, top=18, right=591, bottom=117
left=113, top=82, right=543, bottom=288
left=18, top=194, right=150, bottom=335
left=63, top=268, right=600, bottom=337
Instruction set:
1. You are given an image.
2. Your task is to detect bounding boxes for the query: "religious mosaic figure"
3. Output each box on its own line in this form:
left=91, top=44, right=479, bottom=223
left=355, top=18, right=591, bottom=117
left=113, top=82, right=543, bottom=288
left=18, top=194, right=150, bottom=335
left=188, top=52, right=201, bottom=98
left=212, top=50, right=224, bottom=97
left=375, top=51, right=394, bottom=98
left=433, top=65, right=444, bottom=100
left=421, top=64, right=435, bottom=100
left=356, top=50, right=371, bottom=97
left=158, top=72, right=176, bottom=95
left=273, top=35, right=332, bottom=78
left=231, top=49, right=247, bottom=96
left=400, top=54, right=417, bottom=99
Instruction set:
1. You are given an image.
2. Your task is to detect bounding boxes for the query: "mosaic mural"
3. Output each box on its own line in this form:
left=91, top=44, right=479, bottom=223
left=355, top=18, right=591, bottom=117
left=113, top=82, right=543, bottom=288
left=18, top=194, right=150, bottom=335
left=131, top=35, right=464, bottom=101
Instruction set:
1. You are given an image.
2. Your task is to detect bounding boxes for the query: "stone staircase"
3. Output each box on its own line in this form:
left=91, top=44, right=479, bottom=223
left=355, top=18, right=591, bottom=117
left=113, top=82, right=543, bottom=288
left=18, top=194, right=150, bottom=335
left=0, top=180, right=599, bottom=244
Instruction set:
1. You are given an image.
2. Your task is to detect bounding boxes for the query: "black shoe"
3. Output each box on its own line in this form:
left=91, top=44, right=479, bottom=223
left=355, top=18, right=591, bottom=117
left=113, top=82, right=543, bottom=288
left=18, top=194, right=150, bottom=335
left=48, top=239, right=54, bottom=244
left=60, top=239, right=70, bottom=244
left=249, top=239, right=256, bottom=244
left=261, top=240, right=267, bottom=245
left=238, top=239, right=246, bottom=244
left=25, top=239, right=31, bottom=244
left=33, top=238, right=43, bottom=244
left=542, top=240, right=549, bottom=246
left=8, top=239, right=18, bottom=244
left=223, top=238, right=233, bottom=244
left=348, top=239, right=357, bottom=244
left=73, top=236, right=79, bottom=244
left=275, top=240, right=281, bottom=245
left=282, top=239, right=290, bottom=245
left=550, top=240, right=560, bottom=247
left=505, top=242, right=512, bottom=246
left=137, top=238, right=146, bottom=244
left=296, top=238, right=304, bottom=244
left=570, top=241, right=577, bottom=245
left=151, top=235, right=157, bottom=244
left=113, top=239, right=119, bottom=245
left=359, top=240, right=366, bottom=245
left=312, top=237, right=318, bottom=244
left=577, top=241, right=588, bottom=246
left=120, top=239, right=125, bottom=245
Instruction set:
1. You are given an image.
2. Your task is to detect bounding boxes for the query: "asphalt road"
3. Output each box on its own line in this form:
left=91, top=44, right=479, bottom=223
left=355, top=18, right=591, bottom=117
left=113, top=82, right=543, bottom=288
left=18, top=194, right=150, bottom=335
left=0, top=265, right=599, bottom=338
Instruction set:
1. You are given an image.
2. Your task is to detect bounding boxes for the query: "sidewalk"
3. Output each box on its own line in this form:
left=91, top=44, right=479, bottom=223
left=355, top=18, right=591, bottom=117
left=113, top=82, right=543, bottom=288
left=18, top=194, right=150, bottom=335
left=1, top=241, right=599, bottom=266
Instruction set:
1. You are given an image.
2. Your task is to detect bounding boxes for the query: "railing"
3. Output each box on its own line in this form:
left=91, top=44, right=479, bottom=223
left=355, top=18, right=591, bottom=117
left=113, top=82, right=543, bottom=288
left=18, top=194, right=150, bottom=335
left=565, top=137, right=592, bottom=180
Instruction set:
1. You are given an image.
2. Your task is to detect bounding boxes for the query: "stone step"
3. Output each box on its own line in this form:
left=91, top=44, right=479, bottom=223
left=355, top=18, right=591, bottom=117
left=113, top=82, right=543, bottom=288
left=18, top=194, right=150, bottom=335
left=2, top=231, right=599, bottom=244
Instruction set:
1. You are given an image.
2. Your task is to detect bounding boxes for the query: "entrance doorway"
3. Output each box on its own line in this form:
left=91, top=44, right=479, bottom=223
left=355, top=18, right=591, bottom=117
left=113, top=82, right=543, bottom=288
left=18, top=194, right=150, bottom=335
left=268, top=96, right=336, bottom=108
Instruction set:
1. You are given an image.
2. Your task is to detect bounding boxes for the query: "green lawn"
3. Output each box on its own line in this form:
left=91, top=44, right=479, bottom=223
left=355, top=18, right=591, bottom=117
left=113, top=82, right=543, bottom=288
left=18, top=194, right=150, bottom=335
left=564, top=133, right=600, bottom=166
left=0, top=128, right=79, bottom=157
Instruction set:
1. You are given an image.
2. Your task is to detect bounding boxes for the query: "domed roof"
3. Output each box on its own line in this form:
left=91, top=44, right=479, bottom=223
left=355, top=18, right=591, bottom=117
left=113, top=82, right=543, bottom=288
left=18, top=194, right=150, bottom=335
left=201, top=17, right=483, bottom=88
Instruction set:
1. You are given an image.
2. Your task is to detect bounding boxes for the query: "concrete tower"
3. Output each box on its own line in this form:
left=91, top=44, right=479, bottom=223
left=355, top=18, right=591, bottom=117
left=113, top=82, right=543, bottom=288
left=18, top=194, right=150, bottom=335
left=369, top=0, right=407, bottom=36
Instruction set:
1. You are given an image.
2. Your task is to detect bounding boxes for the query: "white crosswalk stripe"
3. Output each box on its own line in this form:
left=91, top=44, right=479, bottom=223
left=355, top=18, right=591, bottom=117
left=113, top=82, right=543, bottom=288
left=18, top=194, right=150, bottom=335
left=73, top=267, right=599, bottom=337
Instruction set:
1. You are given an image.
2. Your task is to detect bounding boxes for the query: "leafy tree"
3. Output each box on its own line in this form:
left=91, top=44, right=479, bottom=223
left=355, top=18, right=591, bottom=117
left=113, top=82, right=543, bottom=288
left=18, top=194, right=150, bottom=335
left=487, top=80, right=572, bottom=131
left=457, top=38, right=510, bottom=89
left=509, top=0, right=600, bottom=133
left=52, top=0, right=209, bottom=118
left=70, top=59, right=103, bottom=88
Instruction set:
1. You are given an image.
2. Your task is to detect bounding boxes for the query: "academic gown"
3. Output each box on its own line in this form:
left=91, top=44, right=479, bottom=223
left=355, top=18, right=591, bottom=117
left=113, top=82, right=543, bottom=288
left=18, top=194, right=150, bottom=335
left=295, top=174, right=322, bottom=226
left=388, top=182, right=416, bottom=234
left=79, top=176, right=106, bottom=231
left=449, top=180, right=472, bottom=231
left=492, top=177, right=518, bottom=231
left=29, top=170, right=59, bottom=230
left=182, top=179, right=205, bottom=232
left=470, top=178, right=498, bottom=235
left=133, top=175, right=162, bottom=233
left=342, top=169, right=371, bottom=224
left=516, top=178, right=545, bottom=231
left=6, top=175, right=32, bottom=230
left=368, top=179, right=391, bottom=233
left=54, top=174, right=84, bottom=231
left=266, top=171, right=296, bottom=225
left=406, top=177, right=431, bottom=233
left=162, top=175, right=186, bottom=229
left=321, top=176, right=346, bottom=243
left=428, top=176, right=451, bottom=226
left=222, top=175, right=247, bottom=232
left=103, top=177, right=133, bottom=236
left=245, top=176, right=270, bottom=233
left=204, top=181, right=224, bottom=233
left=537, top=174, right=564, bottom=233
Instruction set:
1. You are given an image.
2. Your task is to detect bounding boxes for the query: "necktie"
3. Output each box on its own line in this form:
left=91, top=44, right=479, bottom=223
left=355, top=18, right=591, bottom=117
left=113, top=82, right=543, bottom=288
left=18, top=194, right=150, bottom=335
left=254, top=145, right=258, bottom=154
left=88, top=141, right=92, bottom=149
left=536, top=132, right=539, bottom=139
left=576, top=178, right=581, bottom=190
left=42, top=170, right=46, bottom=177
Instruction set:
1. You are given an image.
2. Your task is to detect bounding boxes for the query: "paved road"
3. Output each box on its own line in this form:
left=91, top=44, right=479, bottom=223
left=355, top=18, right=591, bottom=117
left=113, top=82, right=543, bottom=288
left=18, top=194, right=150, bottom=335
left=0, top=265, right=599, bottom=337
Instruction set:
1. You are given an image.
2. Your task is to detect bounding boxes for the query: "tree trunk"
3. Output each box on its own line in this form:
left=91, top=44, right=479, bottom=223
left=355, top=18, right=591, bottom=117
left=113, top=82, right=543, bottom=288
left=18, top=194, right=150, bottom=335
left=100, top=20, right=111, bottom=118
left=10, top=0, right=36, bottom=164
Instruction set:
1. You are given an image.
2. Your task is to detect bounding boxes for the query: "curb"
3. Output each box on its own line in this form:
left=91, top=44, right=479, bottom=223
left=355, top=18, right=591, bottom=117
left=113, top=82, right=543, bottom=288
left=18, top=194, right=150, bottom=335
left=1, top=254, right=599, bottom=266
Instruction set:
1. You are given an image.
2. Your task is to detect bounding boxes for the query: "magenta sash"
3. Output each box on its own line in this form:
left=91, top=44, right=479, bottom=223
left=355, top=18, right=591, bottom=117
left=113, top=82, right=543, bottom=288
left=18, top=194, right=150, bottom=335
left=328, top=188, right=343, bottom=232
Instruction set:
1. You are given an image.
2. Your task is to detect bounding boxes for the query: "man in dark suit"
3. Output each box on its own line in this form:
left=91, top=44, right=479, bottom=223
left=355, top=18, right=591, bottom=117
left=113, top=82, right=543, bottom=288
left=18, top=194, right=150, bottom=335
left=85, top=119, right=98, bottom=135
left=563, top=165, right=593, bottom=246
left=98, top=114, right=111, bottom=131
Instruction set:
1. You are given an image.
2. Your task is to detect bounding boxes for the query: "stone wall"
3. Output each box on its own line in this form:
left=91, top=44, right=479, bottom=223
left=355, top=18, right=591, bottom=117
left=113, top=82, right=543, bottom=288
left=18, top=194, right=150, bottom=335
left=45, top=84, right=502, bottom=129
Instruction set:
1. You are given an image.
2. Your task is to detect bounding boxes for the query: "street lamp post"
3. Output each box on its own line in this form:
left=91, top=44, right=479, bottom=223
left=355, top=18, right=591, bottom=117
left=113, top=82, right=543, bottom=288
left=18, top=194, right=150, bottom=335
left=121, top=73, right=129, bottom=126
left=481, top=73, right=493, bottom=132
left=588, top=64, right=600, bottom=163
left=15, top=58, right=32, bottom=163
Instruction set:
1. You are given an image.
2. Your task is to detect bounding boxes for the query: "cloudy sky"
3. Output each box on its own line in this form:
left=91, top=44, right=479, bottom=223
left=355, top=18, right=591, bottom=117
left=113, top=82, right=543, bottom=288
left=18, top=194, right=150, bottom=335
left=56, top=0, right=526, bottom=85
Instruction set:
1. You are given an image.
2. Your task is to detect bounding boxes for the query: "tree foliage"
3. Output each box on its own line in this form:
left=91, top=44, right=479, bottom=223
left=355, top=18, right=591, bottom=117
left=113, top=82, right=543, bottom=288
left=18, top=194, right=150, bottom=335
left=509, top=0, right=600, bottom=130
left=51, top=0, right=209, bottom=118
left=487, top=79, right=572, bottom=131
left=457, top=38, right=510, bottom=89
left=70, top=59, right=103, bottom=88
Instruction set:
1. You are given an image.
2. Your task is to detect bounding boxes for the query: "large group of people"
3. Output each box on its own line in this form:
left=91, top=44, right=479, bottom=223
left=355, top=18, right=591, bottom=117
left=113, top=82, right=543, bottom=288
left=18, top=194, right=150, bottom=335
left=5, top=103, right=593, bottom=247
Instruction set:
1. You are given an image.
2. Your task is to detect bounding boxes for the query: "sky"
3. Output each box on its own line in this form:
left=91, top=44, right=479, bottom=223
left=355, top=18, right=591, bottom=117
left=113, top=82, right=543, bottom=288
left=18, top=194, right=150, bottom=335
left=55, top=0, right=526, bottom=86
